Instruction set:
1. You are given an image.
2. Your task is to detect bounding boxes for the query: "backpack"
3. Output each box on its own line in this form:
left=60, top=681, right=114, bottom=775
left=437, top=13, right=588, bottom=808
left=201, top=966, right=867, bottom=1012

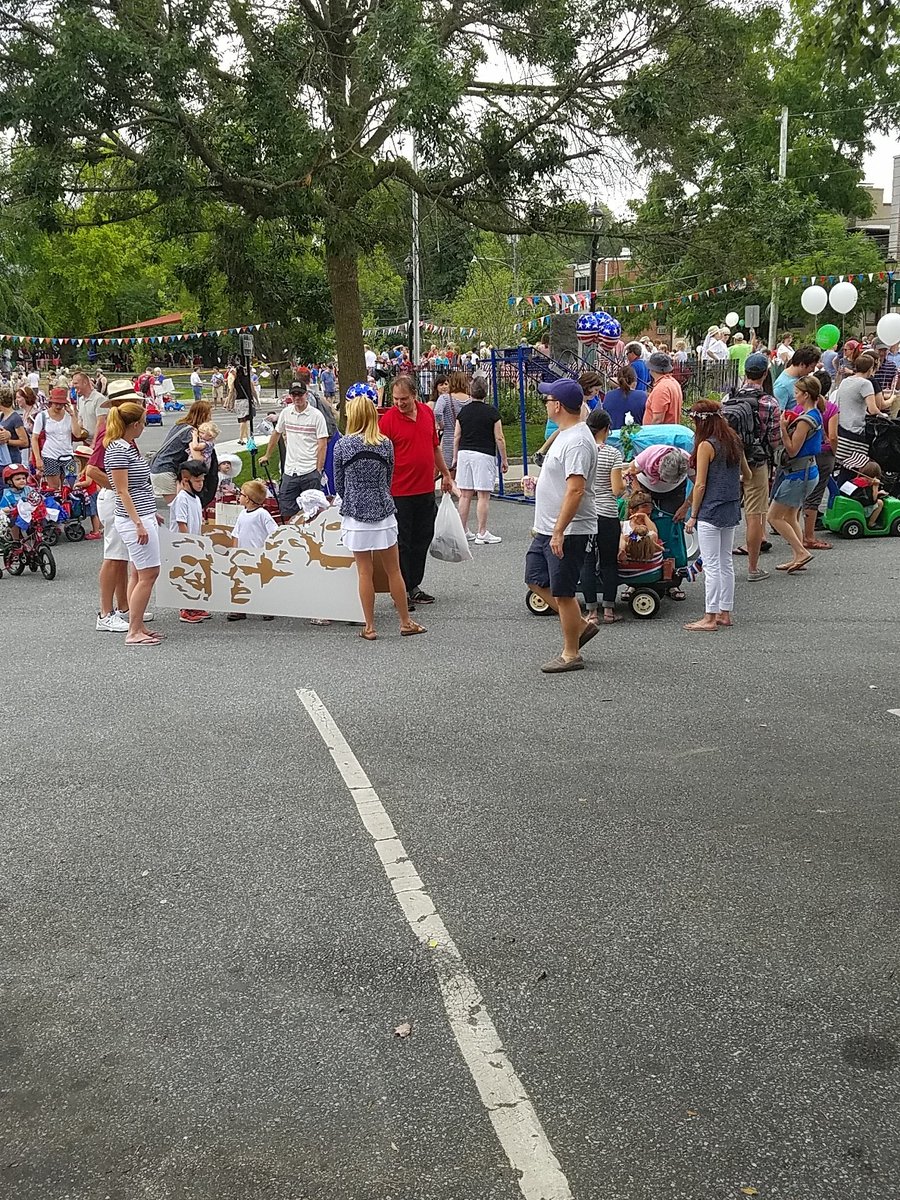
left=721, top=387, right=765, bottom=466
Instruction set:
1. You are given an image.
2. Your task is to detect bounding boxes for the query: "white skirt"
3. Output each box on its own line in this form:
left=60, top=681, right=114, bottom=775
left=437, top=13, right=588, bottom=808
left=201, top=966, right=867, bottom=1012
left=341, top=514, right=398, bottom=552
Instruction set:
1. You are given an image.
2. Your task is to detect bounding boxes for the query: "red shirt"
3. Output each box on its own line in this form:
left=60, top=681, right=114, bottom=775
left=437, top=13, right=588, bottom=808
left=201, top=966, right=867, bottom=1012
left=88, top=420, right=108, bottom=471
left=379, top=403, right=439, bottom=496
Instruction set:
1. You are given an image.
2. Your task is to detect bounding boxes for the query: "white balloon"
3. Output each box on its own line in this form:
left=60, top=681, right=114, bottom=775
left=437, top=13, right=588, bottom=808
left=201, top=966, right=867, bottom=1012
left=829, top=281, right=858, bottom=314
left=724, top=311, right=739, bottom=328
left=876, top=312, right=900, bottom=346
left=800, top=285, right=827, bottom=316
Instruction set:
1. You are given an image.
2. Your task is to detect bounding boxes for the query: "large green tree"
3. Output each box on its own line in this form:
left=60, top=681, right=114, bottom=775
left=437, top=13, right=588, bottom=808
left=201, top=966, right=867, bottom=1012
left=0, top=0, right=767, bottom=390
left=619, top=0, right=900, bottom=341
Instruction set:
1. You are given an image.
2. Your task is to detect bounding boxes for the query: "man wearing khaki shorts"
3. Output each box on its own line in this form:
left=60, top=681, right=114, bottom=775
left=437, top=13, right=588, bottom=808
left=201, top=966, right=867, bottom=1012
left=84, top=378, right=145, bottom=631
left=732, top=353, right=781, bottom=581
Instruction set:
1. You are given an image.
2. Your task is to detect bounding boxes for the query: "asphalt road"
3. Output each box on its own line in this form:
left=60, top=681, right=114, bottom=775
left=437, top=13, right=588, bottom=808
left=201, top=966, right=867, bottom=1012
left=2, top=423, right=900, bottom=1199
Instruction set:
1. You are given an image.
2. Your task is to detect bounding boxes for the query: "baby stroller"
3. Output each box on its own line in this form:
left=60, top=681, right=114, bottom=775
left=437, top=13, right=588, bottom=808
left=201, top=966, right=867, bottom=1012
left=868, top=415, right=900, bottom=500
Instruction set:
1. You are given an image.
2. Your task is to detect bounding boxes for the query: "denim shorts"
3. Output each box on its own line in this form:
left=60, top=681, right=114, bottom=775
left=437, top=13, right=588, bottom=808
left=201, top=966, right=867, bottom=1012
left=771, top=467, right=817, bottom=509
left=525, top=534, right=590, bottom=598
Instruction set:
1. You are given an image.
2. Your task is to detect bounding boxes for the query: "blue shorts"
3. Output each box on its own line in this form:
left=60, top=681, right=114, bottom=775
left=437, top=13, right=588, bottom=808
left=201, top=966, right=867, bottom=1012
left=525, top=533, right=590, bottom=599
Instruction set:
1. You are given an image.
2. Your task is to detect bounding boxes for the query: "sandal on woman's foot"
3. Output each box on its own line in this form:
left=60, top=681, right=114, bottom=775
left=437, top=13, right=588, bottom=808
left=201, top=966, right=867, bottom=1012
left=126, top=634, right=161, bottom=646
left=803, top=539, right=831, bottom=550
left=603, top=610, right=623, bottom=623
left=683, top=621, right=718, bottom=632
left=359, top=629, right=377, bottom=641
left=732, top=545, right=749, bottom=556
left=666, top=587, right=686, bottom=601
left=400, top=622, right=426, bottom=636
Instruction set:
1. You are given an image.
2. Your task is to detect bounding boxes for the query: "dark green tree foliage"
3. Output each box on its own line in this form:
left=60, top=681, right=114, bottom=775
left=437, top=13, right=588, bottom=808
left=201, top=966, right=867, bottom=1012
left=0, top=0, right=766, bottom=384
left=618, top=0, right=900, bottom=338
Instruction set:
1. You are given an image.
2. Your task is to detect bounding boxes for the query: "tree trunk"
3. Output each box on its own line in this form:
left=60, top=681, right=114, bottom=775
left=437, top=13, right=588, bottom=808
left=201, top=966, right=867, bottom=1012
left=326, top=246, right=367, bottom=419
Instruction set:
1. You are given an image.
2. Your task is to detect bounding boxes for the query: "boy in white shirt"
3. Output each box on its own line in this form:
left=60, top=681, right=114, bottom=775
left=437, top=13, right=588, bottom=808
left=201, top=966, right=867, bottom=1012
left=228, top=478, right=277, bottom=622
left=169, top=460, right=211, bottom=624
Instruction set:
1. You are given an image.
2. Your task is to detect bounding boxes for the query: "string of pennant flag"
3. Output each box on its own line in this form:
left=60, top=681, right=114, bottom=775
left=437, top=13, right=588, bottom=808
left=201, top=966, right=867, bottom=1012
left=4, top=265, right=893, bottom=347
left=0, top=315, right=307, bottom=348
left=508, top=269, right=896, bottom=317
left=362, top=320, right=484, bottom=339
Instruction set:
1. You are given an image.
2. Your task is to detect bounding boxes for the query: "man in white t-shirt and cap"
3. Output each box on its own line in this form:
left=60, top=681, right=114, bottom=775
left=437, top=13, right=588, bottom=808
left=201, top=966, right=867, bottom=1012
left=260, top=381, right=328, bottom=517
left=525, top=377, right=599, bottom=674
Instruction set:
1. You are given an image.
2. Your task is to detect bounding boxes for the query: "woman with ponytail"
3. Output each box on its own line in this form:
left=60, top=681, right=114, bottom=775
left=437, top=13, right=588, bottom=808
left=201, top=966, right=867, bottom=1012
left=104, top=399, right=161, bottom=645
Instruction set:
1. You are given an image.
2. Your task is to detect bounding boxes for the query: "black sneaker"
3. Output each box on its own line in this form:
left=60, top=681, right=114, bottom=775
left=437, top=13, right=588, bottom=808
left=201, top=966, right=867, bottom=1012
left=410, top=589, right=435, bottom=604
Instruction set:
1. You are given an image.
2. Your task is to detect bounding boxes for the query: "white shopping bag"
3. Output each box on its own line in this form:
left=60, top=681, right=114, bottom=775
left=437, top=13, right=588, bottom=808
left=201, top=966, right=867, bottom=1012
left=429, top=493, right=472, bottom=563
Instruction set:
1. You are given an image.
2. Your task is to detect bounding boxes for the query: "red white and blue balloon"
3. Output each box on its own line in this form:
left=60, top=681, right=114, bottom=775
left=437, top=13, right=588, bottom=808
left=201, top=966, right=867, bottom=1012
left=577, top=311, right=621, bottom=349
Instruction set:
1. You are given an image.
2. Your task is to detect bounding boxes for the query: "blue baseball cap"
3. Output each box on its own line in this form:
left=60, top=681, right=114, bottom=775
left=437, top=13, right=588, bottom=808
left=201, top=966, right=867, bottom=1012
left=744, top=352, right=770, bottom=379
left=537, top=378, right=584, bottom=411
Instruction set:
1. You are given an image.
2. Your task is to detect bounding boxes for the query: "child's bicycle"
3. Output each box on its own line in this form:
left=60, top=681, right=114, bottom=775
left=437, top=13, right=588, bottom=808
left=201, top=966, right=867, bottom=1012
left=1, top=498, right=58, bottom=580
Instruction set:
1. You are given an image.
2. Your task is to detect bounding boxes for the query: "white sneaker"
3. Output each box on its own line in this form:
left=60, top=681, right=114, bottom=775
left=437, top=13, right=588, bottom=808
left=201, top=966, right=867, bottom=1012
left=474, top=531, right=502, bottom=545
left=97, top=611, right=129, bottom=632
left=465, top=530, right=477, bottom=542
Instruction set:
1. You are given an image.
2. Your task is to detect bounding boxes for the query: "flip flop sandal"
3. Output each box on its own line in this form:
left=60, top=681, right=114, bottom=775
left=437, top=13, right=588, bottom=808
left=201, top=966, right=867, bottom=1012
left=683, top=622, right=718, bottom=632
left=732, top=546, right=749, bottom=556
left=803, top=540, right=832, bottom=550
left=603, top=611, right=623, bottom=624
left=400, top=623, right=427, bottom=637
left=126, top=635, right=161, bottom=646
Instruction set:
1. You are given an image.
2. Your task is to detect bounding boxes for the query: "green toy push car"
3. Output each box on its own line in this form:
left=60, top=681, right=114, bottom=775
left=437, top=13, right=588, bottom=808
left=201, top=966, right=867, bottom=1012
left=823, top=493, right=900, bottom=539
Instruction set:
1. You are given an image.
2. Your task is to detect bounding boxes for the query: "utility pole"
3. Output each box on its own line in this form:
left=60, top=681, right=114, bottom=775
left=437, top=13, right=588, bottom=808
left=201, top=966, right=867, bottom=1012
left=411, top=136, right=421, bottom=364
left=767, top=107, right=789, bottom=350
left=589, top=202, right=601, bottom=313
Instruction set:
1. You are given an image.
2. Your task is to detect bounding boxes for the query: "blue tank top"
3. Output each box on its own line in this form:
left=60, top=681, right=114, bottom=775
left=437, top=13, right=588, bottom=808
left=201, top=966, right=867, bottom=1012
left=796, top=407, right=823, bottom=457
left=697, top=437, right=741, bottom=528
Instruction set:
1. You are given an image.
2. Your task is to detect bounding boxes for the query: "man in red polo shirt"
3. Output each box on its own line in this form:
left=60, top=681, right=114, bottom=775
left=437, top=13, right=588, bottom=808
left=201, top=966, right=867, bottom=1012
left=379, top=375, right=454, bottom=607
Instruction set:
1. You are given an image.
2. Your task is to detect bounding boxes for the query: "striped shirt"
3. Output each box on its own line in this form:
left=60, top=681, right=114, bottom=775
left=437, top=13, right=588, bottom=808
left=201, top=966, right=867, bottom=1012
left=593, top=441, right=624, bottom=518
left=104, top=438, right=156, bottom=520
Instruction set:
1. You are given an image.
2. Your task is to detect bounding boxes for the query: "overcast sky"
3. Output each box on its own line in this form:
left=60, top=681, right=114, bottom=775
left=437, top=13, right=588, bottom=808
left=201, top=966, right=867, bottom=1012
left=864, top=133, right=898, bottom=200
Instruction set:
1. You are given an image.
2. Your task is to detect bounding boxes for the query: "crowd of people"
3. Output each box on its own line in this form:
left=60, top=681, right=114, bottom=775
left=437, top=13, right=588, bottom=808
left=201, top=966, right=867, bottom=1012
left=1, top=324, right=897, bottom=657
left=526, top=335, right=898, bottom=671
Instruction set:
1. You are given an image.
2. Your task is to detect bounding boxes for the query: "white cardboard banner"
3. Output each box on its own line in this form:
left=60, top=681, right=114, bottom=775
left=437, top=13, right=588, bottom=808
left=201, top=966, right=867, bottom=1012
left=156, top=515, right=364, bottom=622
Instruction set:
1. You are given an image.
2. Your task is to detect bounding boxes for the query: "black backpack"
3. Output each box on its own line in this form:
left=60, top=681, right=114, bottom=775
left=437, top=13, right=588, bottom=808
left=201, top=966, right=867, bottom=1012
left=722, top=387, right=766, bottom=466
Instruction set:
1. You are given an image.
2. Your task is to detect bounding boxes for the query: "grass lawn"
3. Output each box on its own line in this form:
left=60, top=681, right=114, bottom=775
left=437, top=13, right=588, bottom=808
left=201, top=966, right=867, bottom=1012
left=502, top=422, right=544, bottom=457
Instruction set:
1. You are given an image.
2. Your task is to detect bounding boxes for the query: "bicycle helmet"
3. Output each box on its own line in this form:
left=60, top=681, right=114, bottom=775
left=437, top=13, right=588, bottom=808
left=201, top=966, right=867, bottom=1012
left=3, top=464, right=28, bottom=483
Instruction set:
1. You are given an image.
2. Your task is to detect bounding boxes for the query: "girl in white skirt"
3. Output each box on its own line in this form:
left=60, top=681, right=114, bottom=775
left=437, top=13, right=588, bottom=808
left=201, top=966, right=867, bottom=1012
left=333, top=387, right=426, bottom=641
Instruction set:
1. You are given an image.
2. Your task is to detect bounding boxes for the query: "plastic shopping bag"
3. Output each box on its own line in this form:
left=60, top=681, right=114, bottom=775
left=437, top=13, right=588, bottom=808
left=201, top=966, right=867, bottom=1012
left=429, top=493, right=473, bottom=563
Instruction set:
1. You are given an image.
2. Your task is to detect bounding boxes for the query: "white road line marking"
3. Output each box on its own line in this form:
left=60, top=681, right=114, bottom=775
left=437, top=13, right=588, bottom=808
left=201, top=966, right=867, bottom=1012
left=297, top=688, right=573, bottom=1200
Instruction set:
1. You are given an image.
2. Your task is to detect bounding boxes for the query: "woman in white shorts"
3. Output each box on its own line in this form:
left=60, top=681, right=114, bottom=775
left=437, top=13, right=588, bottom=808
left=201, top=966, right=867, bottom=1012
left=103, top=401, right=162, bottom=646
left=453, top=377, right=508, bottom=545
left=332, top=386, right=425, bottom=641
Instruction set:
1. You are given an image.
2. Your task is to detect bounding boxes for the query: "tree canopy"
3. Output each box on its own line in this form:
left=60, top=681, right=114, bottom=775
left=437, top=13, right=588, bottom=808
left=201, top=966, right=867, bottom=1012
left=0, top=0, right=791, bottom=381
